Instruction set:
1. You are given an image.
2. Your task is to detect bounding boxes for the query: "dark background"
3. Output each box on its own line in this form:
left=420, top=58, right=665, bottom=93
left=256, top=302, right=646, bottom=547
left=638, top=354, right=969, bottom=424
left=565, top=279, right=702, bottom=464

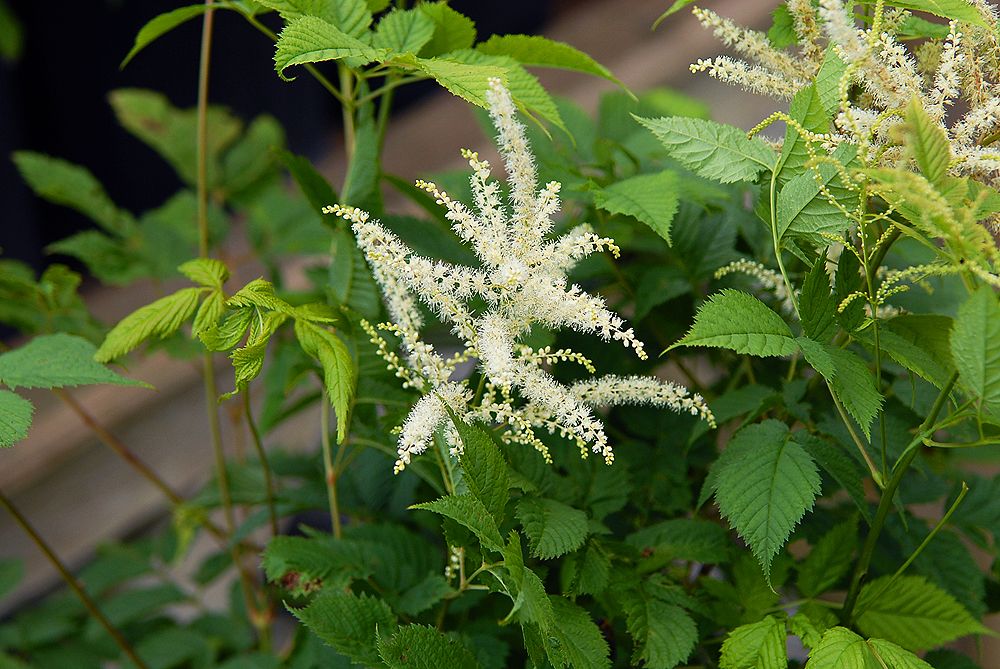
left=0, top=1, right=551, bottom=271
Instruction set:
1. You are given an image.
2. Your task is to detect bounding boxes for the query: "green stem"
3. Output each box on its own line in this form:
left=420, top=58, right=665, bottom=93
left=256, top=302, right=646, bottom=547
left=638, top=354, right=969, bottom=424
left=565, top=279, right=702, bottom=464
left=320, top=396, right=342, bottom=538
left=768, top=161, right=801, bottom=320
left=828, top=385, right=881, bottom=486
left=0, top=491, right=150, bottom=669
left=893, top=481, right=968, bottom=579
left=243, top=392, right=278, bottom=538
left=840, top=371, right=958, bottom=624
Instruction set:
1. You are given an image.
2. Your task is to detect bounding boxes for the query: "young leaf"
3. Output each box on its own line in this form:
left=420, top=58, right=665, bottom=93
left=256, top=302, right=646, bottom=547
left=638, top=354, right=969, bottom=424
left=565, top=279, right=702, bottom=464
left=378, top=625, right=482, bottom=669
left=294, top=321, right=355, bottom=442
left=904, top=97, right=951, bottom=185
left=178, top=258, right=229, bottom=289
left=411, top=495, right=504, bottom=553
left=826, top=347, right=883, bottom=440
left=373, top=7, right=435, bottom=53
left=807, top=627, right=880, bottom=668
left=96, top=287, right=205, bottom=362
left=417, top=2, right=475, bottom=57
left=121, top=5, right=208, bottom=68
left=592, top=171, right=679, bottom=244
left=719, top=615, right=787, bottom=669
left=291, top=590, right=396, bottom=667
left=634, top=116, right=775, bottom=183
left=453, top=419, right=509, bottom=525
left=274, top=16, right=389, bottom=80
left=796, top=517, right=857, bottom=598
left=950, top=286, right=1000, bottom=416
left=622, top=593, right=697, bottom=669
left=713, top=420, right=821, bottom=579
left=405, top=56, right=506, bottom=110
left=476, top=34, right=623, bottom=88
left=0, top=334, right=148, bottom=390
left=516, top=497, right=588, bottom=560
left=867, top=639, right=934, bottom=669
left=0, top=390, right=33, bottom=447
left=544, top=597, right=611, bottom=669
left=672, top=289, right=798, bottom=357
left=854, top=575, right=985, bottom=651
left=257, top=0, right=373, bottom=37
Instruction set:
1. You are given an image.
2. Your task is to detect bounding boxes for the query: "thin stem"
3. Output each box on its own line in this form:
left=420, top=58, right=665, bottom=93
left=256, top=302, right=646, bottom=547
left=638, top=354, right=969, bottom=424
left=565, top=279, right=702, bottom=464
left=828, top=385, right=881, bottom=485
left=339, top=65, right=357, bottom=170
left=841, top=371, right=959, bottom=624
left=243, top=392, right=278, bottom=537
left=320, top=396, right=342, bottom=538
left=196, top=0, right=215, bottom=258
left=0, top=491, right=150, bottom=669
left=893, top=481, right=968, bottom=579
left=768, top=161, right=801, bottom=320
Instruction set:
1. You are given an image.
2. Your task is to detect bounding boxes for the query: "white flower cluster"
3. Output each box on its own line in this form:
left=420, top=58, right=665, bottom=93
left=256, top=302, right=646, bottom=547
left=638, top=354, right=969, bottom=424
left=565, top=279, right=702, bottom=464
left=325, top=79, right=715, bottom=473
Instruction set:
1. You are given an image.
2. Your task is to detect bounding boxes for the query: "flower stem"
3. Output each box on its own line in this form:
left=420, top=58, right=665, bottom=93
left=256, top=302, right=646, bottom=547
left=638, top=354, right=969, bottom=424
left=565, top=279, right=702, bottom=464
left=0, top=490, right=149, bottom=669
left=320, top=395, right=342, bottom=538
left=243, top=392, right=278, bottom=537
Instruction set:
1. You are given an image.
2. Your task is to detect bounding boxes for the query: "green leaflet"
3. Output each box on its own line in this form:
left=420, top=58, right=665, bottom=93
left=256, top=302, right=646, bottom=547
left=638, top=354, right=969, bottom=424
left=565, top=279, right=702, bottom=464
left=262, top=535, right=372, bottom=593
left=500, top=532, right=553, bottom=629
left=453, top=419, right=509, bottom=525
left=951, top=287, right=1000, bottom=416
left=476, top=34, right=624, bottom=89
left=274, top=16, right=389, bottom=80
left=626, top=518, right=730, bottom=564
left=120, top=5, right=209, bottom=68
left=417, top=2, right=475, bottom=57
left=0, top=390, right=33, bottom=448
left=516, top=497, right=588, bottom=560
left=854, top=575, right=985, bottom=651
left=278, top=150, right=338, bottom=214
left=543, top=597, right=611, bottom=669
left=621, top=593, right=697, bottom=669
left=672, top=289, right=798, bottom=357
left=855, top=314, right=955, bottom=389
left=634, top=116, right=775, bottom=184
left=904, top=97, right=951, bottom=186
left=825, top=346, right=884, bottom=441
left=799, top=257, right=837, bottom=342
left=411, top=494, right=504, bottom=553
left=884, top=0, right=987, bottom=26
left=378, top=625, right=482, bottom=669
left=95, top=286, right=206, bottom=362
left=178, top=258, right=229, bottom=289
left=652, top=0, right=698, bottom=28
left=592, top=171, right=680, bottom=244
left=402, top=56, right=506, bottom=110
left=291, top=590, right=396, bottom=667
left=372, top=7, right=435, bottom=53
left=0, top=334, right=148, bottom=390
left=257, top=0, right=373, bottom=37
left=719, top=615, right=787, bottom=669
left=777, top=144, right=857, bottom=248
left=805, top=627, right=881, bottom=668
left=562, top=541, right=611, bottom=597
left=796, top=517, right=857, bottom=598
left=712, top=420, right=821, bottom=580
left=294, top=320, right=355, bottom=443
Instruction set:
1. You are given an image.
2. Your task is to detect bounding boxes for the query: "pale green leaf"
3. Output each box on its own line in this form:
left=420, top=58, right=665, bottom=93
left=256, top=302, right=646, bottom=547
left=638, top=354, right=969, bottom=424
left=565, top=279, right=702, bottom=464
left=291, top=590, right=395, bottom=666
left=179, top=258, right=229, bottom=289
left=192, top=290, right=226, bottom=337
left=815, top=48, right=847, bottom=118
left=278, top=149, right=338, bottom=212
left=713, top=420, right=821, bottom=579
left=121, top=5, right=208, bottom=68
left=622, top=593, right=697, bottom=669
left=341, top=118, right=382, bottom=211
left=274, top=16, right=388, bottom=80
left=867, top=638, right=934, bottom=668
left=411, top=494, right=504, bottom=553
left=796, top=517, right=857, bottom=598
left=378, top=625, right=482, bottom=669
left=653, top=1, right=697, bottom=29
left=516, top=497, right=588, bottom=560
left=544, top=597, right=611, bottom=669
left=855, top=575, right=985, bottom=651
left=476, top=34, right=623, bottom=88
left=417, top=2, right=475, bottom=57
left=96, top=287, right=206, bottom=362
left=905, top=97, right=951, bottom=185
left=719, top=615, right=787, bottom=669
left=674, top=289, right=798, bottom=357
left=635, top=116, right=775, bottom=184
left=453, top=419, right=509, bottom=525
left=294, top=320, right=355, bottom=442
left=884, top=0, right=987, bottom=26
left=807, top=627, right=881, bottom=668
left=592, top=171, right=679, bottom=244
left=800, top=257, right=837, bottom=342
left=328, top=225, right=381, bottom=319
left=13, top=152, right=135, bottom=236
left=406, top=56, right=506, bottom=110
left=256, top=0, right=372, bottom=36
left=373, top=7, right=434, bottom=53
left=822, top=345, right=883, bottom=440
left=777, top=144, right=856, bottom=246
left=796, top=337, right=836, bottom=381
left=951, top=287, right=1000, bottom=415
left=0, top=390, right=33, bottom=448
left=0, top=334, right=148, bottom=390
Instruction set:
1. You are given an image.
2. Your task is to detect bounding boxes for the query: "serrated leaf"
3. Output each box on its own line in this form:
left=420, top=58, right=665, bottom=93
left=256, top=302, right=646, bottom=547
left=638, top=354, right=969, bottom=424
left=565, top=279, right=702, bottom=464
left=800, top=257, right=837, bottom=342
left=257, top=0, right=372, bottom=36
left=635, top=116, right=775, bottom=184
left=904, top=97, right=950, bottom=185
left=854, top=575, right=985, bottom=651
left=797, top=433, right=870, bottom=521
left=378, top=625, right=482, bottom=669
left=274, top=16, right=388, bottom=80
left=797, top=517, right=857, bottom=598
left=501, top=532, right=553, bottom=627
left=476, top=34, right=623, bottom=88
left=719, top=615, right=787, bottom=669
left=807, top=627, right=880, bottom=668
left=626, top=518, right=730, bottom=564
left=563, top=541, right=610, bottom=596
left=291, top=590, right=396, bottom=666
left=0, top=334, right=147, bottom=390
left=406, top=56, right=506, bottom=110
left=13, top=152, right=135, bottom=236
left=815, top=48, right=847, bottom=118
left=592, top=171, right=679, bottom=244
left=412, top=494, right=504, bottom=553
left=713, top=420, right=821, bottom=579
left=179, top=258, right=229, bottom=289
left=884, top=0, right=987, bottom=26
left=544, top=597, right=611, bottom=669
left=294, top=320, right=355, bottom=442
left=867, top=638, right=934, bottom=668
left=121, top=5, right=208, bottom=68
left=622, top=593, right=697, bottom=669
left=278, top=150, right=338, bottom=213
left=674, top=289, right=798, bottom=357
left=373, top=7, right=434, bottom=53
left=826, top=347, right=883, bottom=440
left=777, top=144, right=856, bottom=247
left=453, top=419, right=509, bottom=525
left=0, top=390, right=32, bottom=447
left=192, top=290, right=226, bottom=337
left=951, top=287, right=1000, bottom=415
left=96, top=287, right=205, bottom=362
left=417, top=2, right=475, bottom=57
left=796, top=337, right=836, bottom=381
left=395, top=573, right=451, bottom=617
left=516, top=497, right=588, bottom=560
left=855, top=314, right=954, bottom=389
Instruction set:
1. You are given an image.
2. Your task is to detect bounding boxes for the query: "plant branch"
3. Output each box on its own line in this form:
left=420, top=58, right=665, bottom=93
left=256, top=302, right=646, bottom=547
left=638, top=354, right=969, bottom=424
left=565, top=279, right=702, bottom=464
left=243, top=391, right=278, bottom=537
left=320, top=395, right=342, bottom=538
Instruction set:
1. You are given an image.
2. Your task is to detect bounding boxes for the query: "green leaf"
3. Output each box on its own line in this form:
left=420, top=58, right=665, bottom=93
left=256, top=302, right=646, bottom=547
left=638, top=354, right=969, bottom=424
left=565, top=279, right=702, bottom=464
left=634, top=116, right=775, bottom=184
left=652, top=1, right=697, bottom=28
left=0, top=390, right=32, bottom=447
left=13, top=152, right=135, bottom=236
left=328, top=226, right=381, bottom=319
left=826, top=347, right=884, bottom=440
left=121, top=5, right=208, bottom=68
left=562, top=541, right=611, bottom=596
left=800, top=258, right=837, bottom=342
left=501, top=532, right=553, bottom=628
left=294, top=321, right=355, bottom=442
left=0, top=559, right=23, bottom=599
left=178, top=258, right=229, bottom=289
left=417, top=2, right=476, bottom=57
left=476, top=34, right=623, bottom=88
left=904, top=97, right=951, bottom=185
left=622, top=594, right=697, bottom=669
left=626, top=518, right=730, bottom=564
left=719, top=615, right=787, bottom=669
left=884, top=0, right=987, bottom=26
left=378, top=625, right=482, bottom=669
left=411, top=494, right=504, bottom=553
left=713, top=420, right=821, bottom=579
left=768, top=5, right=796, bottom=48
left=777, top=144, right=857, bottom=247
left=396, top=574, right=451, bottom=616
left=0, top=0, right=23, bottom=62
left=796, top=517, right=857, bottom=598
left=96, top=287, right=205, bottom=362
left=405, top=56, right=506, bottom=110
left=278, top=150, right=338, bottom=213
left=257, top=0, right=373, bottom=37
left=274, top=16, right=388, bottom=80
left=291, top=590, right=396, bottom=667
left=854, top=575, right=985, bottom=651
left=0, top=334, right=148, bottom=390
left=923, top=649, right=983, bottom=669
left=856, top=315, right=954, bottom=389
left=867, top=639, right=934, bottom=668
left=373, top=8, right=434, bottom=53
left=544, top=597, right=611, bottom=669
left=796, top=336, right=836, bottom=381
left=951, top=287, right=1000, bottom=415
left=453, top=419, right=509, bottom=525
left=673, top=289, right=798, bottom=357
left=192, top=290, right=226, bottom=337
left=807, top=627, right=880, bottom=668
left=797, top=434, right=870, bottom=521
left=516, top=497, right=588, bottom=560
left=815, top=48, right=848, bottom=118
left=592, top=171, right=679, bottom=244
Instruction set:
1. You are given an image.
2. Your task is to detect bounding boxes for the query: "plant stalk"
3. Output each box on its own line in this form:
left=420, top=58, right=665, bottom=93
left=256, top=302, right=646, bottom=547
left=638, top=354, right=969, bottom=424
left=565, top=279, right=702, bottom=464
left=320, top=396, right=342, bottom=538
left=243, top=392, right=279, bottom=537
